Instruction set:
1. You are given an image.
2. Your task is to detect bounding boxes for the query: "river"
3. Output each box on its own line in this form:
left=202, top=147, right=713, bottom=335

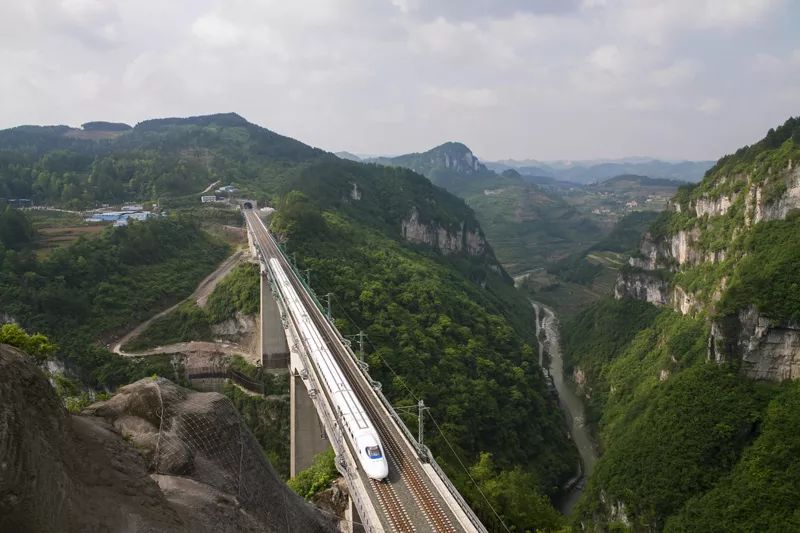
left=532, top=301, right=597, bottom=514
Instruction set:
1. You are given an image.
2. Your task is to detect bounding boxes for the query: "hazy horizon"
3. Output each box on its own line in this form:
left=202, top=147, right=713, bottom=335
left=1, top=0, right=798, bottom=161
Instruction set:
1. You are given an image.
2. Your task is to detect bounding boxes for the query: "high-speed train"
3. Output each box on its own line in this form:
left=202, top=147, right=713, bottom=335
left=269, top=257, right=389, bottom=480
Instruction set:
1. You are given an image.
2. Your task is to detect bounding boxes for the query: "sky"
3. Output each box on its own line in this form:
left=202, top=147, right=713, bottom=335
left=0, top=0, right=798, bottom=161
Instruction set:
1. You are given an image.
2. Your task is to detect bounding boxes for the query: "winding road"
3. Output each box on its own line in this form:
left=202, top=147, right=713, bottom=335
left=112, top=251, right=246, bottom=357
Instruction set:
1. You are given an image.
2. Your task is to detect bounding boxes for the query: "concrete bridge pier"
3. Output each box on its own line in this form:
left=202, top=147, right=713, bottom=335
left=290, top=350, right=331, bottom=476
left=344, top=497, right=366, bottom=533
left=290, top=369, right=331, bottom=476
left=260, top=271, right=290, bottom=369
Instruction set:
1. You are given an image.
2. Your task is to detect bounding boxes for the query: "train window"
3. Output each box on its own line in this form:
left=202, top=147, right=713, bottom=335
left=365, top=446, right=382, bottom=459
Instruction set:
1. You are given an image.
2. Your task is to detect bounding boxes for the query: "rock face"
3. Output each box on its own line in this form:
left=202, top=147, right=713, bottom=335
left=615, top=145, right=800, bottom=382
left=694, top=194, right=733, bottom=217
left=749, top=165, right=800, bottom=224
left=0, top=344, right=183, bottom=533
left=628, top=228, right=710, bottom=272
left=312, top=478, right=351, bottom=532
left=710, top=307, right=800, bottom=381
left=614, top=270, right=670, bottom=306
left=211, top=311, right=257, bottom=338
left=401, top=207, right=486, bottom=256
left=0, top=345, right=334, bottom=533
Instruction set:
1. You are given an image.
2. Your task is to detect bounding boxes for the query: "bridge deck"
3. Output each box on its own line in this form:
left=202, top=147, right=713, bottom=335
left=244, top=209, right=481, bottom=533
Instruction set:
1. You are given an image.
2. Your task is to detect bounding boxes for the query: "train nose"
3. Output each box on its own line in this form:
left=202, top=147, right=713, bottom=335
left=366, top=459, right=389, bottom=480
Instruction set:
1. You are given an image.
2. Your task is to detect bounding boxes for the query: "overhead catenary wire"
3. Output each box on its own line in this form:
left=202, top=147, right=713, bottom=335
left=309, top=280, right=513, bottom=533
left=261, top=221, right=512, bottom=530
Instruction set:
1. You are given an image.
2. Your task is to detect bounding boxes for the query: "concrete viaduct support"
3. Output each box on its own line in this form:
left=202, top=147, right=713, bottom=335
left=290, top=347, right=331, bottom=477
left=249, top=221, right=363, bottom=531
left=260, top=272, right=290, bottom=369
left=260, top=266, right=330, bottom=473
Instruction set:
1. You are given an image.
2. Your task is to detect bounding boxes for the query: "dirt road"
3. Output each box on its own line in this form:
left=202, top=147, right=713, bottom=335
left=112, top=251, right=246, bottom=357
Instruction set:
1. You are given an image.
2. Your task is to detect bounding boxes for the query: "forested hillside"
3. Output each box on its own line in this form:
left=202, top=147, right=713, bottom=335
left=0, top=113, right=326, bottom=207
left=0, top=113, right=576, bottom=531
left=0, top=215, right=228, bottom=386
left=369, top=141, right=494, bottom=192
left=467, top=180, right=604, bottom=274
left=561, top=116, right=800, bottom=530
left=371, top=142, right=606, bottom=274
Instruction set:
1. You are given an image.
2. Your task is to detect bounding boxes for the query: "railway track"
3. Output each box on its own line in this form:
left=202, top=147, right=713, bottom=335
left=370, top=478, right=415, bottom=532
left=247, top=211, right=461, bottom=533
left=371, top=414, right=457, bottom=533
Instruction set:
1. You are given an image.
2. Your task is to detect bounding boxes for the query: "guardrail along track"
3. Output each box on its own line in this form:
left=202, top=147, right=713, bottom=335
left=247, top=212, right=464, bottom=532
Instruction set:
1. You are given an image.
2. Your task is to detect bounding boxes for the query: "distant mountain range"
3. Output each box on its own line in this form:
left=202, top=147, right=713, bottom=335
left=337, top=144, right=714, bottom=186
left=590, top=174, right=688, bottom=190
left=333, top=151, right=361, bottom=162
left=485, top=157, right=714, bottom=184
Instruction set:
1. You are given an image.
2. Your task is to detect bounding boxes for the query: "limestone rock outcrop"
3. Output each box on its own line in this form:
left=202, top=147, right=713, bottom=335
left=615, top=152, right=800, bottom=382
left=710, top=307, right=800, bottom=381
left=401, top=207, right=486, bottom=256
left=0, top=345, right=334, bottom=533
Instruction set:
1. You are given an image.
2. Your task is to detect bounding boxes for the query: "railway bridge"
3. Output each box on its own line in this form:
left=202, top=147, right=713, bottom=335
left=243, top=209, right=487, bottom=533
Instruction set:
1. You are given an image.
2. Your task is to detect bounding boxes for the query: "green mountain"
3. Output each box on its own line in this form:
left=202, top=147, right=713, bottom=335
left=616, top=116, right=800, bottom=369
left=487, top=158, right=715, bottom=184
left=369, top=142, right=605, bottom=274
left=562, top=116, right=800, bottom=530
left=369, top=141, right=494, bottom=191
left=591, top=174, right=687, bottom=190
left=0, top=113, right=576, bottom=531
left=334, top=151, right=361, bottom=161
left=467, top=180, right=604, bottom=273
left=0, top=112, right=325, bottom=206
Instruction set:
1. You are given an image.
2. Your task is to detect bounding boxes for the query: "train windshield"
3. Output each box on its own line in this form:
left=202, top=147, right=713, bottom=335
left=366, top=445, right=383, bottom=459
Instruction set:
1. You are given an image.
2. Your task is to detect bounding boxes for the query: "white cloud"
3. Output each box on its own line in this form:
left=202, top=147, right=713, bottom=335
left=425, top=87, right=499, bottom=108
left=697, top=97, right=722, bottom=114
left=191, top=15, right=242, bottom=47
left=791, top=49, right=800, bottom=67
left=650, top=59, right=699, bottom=88
left=0, top=0, right=796, bottom=161
left=588, top=45, right=625, bottom=73
left=752, top=52, right=783, bottom=72
left=70, top=71, right=105, bottom=100
left=626, top=96, right=661, bottom=111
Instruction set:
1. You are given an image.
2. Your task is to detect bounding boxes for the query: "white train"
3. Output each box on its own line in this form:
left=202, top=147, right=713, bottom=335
left=269, top=257, right=389, bottom=480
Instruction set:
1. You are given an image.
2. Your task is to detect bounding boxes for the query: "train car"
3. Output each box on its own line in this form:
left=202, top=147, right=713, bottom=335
left=269, top=257, right=389, bottom=480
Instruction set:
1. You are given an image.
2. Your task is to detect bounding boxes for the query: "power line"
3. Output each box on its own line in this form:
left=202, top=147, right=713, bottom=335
left=314, top=284, right=513, bottom=533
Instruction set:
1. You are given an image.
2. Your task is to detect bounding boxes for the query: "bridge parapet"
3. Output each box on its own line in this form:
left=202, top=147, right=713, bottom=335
left=245, top=211, right=487, bottom=533
left=324, top=310, right=490, bottom=533
left=265, top=259, right=383, bottom=532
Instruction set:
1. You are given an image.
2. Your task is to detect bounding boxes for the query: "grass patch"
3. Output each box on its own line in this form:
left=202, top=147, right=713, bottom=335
left=122, top=301, right=212, bottom=351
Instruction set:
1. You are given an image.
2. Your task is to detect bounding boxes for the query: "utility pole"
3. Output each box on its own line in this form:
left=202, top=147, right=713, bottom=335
left=323, top=293, right=333, bottom=321
left=418, top=399, right=429, bottom=461
left=303, top=268, right=311, bottom=287
left=356, top=331, right=367, bottom=362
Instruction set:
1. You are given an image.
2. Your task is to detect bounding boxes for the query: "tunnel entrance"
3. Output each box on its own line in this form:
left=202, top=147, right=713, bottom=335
left=243, top=201, right=253, bottom=209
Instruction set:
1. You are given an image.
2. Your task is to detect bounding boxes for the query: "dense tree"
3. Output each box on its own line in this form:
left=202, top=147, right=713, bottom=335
left=0, top=207, right=35, bottom=250
left=0, top=217, right=228, bottom=386
left=465, top=452, right=564, bottom=532
left=0, top=323, right=55, bottom=364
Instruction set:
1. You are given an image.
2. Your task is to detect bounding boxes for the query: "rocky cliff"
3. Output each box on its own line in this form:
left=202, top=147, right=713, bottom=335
left=709, top=306, right=800, bottom=381
left=400, top=206, right=486, bottom=256
left=615, top=116, right=800, bottom=381
left=0, top=344, right=333, bottom=533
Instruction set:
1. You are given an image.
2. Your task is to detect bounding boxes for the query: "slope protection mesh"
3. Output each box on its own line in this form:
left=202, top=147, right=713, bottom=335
left=144, top=378, right=332, bottom=533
